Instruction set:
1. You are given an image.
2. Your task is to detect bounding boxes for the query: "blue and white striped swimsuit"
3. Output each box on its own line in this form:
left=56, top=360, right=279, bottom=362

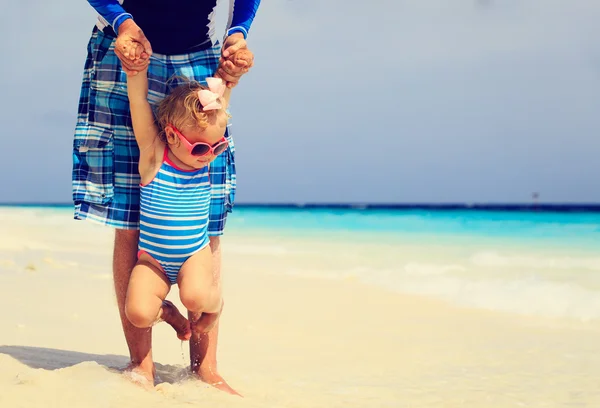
left=138, top=148, right=211, bottom=284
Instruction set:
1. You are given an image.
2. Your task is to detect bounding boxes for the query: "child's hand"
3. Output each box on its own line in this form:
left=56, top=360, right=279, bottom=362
left=119, top=39, right=148, bottom=76
left=230, top=49, right=254, bottom=69
left=216, top=48, right=254, bottom=88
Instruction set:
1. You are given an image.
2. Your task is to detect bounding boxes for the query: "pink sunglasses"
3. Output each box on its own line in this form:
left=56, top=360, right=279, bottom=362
left=168, top=124, right=229, bottom=157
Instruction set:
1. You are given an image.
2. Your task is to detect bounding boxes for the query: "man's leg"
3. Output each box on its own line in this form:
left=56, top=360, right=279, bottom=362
left=72, top=26, right=156, bottom=385
left=189, top=236, right=240, bottom=395
left=113, top=229, right=155, bottom=384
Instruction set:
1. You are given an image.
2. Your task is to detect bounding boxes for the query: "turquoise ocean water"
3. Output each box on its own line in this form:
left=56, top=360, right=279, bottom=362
left=18, top=203, right=599, bottom=244
left=4, top=204, right=600, bottom=321
left=227, top=206, right=600, bottom=247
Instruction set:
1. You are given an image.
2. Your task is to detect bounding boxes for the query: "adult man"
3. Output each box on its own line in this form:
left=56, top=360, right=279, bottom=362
left=72, top=0, right=261, bottom=394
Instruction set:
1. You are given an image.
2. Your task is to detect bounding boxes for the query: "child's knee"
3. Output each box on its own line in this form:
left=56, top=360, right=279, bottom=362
left=180, top=291, right=206, bottom=314
left=180, top=286, right=221, bottom=314
left=125, top=301, right=157, bottom=328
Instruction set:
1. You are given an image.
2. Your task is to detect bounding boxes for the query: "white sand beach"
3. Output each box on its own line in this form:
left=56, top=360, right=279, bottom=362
left=1, top=207, right=600, bottom=407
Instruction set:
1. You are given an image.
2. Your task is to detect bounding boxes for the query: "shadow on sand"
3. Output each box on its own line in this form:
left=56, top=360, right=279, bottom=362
left=0, top=345, right=190, bottom=385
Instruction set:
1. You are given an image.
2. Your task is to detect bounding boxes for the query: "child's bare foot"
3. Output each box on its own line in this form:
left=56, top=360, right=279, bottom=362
left=191, top=301, right=224, bottom=335
left=161, top=300, right=191, bottom=340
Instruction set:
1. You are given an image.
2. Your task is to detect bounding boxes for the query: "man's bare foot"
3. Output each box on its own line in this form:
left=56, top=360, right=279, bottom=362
left=193, top=365, right=242, bottom=397
left=161, top=300, right=191, bottom=340
left=123, top=361, right=155, bottom=389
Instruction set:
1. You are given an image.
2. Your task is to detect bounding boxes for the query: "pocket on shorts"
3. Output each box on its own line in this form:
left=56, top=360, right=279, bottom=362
left=72, top=123, right=115, bottom=205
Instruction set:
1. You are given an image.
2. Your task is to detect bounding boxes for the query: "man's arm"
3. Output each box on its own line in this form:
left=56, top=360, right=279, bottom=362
left=225, top=0, right=262, bottom=39
left=86, top=0, right=133, bottom=33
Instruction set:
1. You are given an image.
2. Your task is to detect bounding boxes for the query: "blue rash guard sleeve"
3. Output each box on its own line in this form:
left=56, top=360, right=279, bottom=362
left=226, top=0, right=261, bottom=39
left=87, top=0, right=133, bottom=33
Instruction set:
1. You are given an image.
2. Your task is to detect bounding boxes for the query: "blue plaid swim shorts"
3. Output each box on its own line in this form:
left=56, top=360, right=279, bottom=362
left=72, top=26, right=236, bottom=233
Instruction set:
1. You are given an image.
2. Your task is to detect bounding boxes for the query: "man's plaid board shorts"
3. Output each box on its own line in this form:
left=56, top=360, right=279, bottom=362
left=72, top=26, right=236, bottom=234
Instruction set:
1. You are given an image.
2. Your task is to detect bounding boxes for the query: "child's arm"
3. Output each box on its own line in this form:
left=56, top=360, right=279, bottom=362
left=222, top=87, right=232, bottom=110
left=218, top=49, right=252, bottom=109
left=126, top=69, right=161, bottom=169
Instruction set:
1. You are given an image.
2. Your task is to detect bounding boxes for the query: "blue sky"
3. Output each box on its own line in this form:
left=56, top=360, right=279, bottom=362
left=1, top=0, right=599, bottom=204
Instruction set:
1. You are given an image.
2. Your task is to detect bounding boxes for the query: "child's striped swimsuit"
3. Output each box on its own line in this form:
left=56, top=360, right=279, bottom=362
left=137, top=148, right=211, bottom=284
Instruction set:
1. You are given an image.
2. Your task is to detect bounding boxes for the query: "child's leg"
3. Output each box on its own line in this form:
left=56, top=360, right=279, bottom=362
left=178, top=246, right=222, bottom=334
left=125, top=259, right=191, bottom=340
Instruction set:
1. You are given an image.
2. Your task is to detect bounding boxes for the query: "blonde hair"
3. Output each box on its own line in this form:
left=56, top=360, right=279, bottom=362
left=155, top=77, right=229, bottom=143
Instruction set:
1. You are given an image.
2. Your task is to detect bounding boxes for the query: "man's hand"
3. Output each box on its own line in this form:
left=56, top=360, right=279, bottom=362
left=215, top=33, right=253, bottom=88
left=115, top=19, right=153, bottom=76
left=221, top=32, right=247, bottom=59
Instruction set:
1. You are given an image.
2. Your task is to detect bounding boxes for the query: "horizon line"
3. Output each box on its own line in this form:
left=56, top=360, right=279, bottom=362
left=1, top=202, right=600, bottom=213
